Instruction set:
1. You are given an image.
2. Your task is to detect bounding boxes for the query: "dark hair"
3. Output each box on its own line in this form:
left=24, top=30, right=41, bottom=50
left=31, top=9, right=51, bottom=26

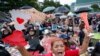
left=0, top=46, right=11, bottom=56
left=52, top=30, right=56, bottom=33
left=27, top=27, right=36, bottom=36
left=39, top=35, right=43, bottom=40
left=91, top=42, right=100, bottom=56
left=79, top=21, right=85, bottom=30
left=1, top=28, right=11, bottom=38
left=61, top=29, right=66, bottom=33
left=51, top=38, right=65, bottom=48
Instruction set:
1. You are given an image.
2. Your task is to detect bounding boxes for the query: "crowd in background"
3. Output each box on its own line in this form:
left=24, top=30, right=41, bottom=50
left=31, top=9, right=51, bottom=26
left=0, top=13, right=100, bottom=56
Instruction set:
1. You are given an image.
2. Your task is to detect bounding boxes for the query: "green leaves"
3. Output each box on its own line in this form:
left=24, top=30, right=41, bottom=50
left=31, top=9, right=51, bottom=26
left=91, top=4, right=100, bottom=12
left=0, top=0, right=70, bottom=12
left=0, top=0, right=39, bottom=12
left=41, top=0, right=62, bottom=11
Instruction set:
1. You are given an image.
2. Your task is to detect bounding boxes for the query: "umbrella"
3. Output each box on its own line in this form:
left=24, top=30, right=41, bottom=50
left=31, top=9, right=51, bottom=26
left=43, top=6, right=55, bottom=13
left=54, top=13, right=63, bottom=18
left=0, top=11, right=11, bottom=23
left=0, top=11, right=11, bottom=29
left=74, top=7, right=92, bottom=14
left=54, top=6, right=69, bottom=13
left=68, top=12, right=75, bottom=16
left=20, top=5, right=33, bottom=9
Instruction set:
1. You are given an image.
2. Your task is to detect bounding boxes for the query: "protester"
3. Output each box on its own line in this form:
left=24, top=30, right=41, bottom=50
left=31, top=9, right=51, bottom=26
left=25, top=27, right=44, bottom=53
left=1, top=7, right=100, bottom=56
left=43, top=29, right=91, bottom=56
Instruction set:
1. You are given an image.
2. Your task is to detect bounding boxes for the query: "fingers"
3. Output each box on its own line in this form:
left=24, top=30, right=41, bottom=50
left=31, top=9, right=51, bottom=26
left=8, top=21, right=15, bottom=25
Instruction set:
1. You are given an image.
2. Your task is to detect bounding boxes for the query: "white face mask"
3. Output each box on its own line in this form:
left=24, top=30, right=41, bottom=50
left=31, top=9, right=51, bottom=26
left=43, top=29, right=49, bottom=34
left=69, top=27, right=73, bottom=30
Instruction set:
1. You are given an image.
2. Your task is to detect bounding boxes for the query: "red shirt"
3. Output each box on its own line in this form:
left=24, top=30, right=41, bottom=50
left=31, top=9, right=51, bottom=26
left=44, top=49, right=79, bottom=56
left=65, top=49, right=79, bottom=56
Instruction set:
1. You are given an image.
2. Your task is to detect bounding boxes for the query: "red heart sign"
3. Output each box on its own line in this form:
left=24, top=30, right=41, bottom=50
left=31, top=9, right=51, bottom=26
left=17, top=17, right=24, bottom=24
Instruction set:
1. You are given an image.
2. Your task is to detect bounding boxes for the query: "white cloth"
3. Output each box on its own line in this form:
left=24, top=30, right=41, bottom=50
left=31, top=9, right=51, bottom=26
left=6, top=47, right=22, bottom=56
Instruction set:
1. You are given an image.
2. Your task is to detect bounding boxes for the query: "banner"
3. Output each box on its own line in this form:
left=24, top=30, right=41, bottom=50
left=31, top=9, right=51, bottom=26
left=80, top=12, right=89, bottom=30
left=93, top=33, right=100, bottom=39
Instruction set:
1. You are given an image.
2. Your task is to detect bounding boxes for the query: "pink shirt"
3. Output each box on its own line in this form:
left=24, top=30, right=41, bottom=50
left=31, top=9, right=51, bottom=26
left=41, top=36, right=57, bottom=53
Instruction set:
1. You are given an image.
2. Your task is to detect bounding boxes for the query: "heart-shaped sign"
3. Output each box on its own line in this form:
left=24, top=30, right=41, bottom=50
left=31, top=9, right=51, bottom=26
left=16, top=17, right=24, bottom=24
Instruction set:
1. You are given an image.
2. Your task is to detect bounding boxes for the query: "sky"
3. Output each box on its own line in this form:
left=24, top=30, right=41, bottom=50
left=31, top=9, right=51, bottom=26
left=38, top=0, right=76, bottom=5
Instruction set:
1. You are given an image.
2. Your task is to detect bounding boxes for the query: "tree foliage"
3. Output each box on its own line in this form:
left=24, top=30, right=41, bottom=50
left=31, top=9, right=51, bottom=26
left=41, top=0, right=62, bottom=11
left=0, top=0, right=40, bottom=12
left=91, top=4, right=100, bottom=11
left=64, top=4, right=70, bottom=10
left=0, top=0, right=70, bottom=12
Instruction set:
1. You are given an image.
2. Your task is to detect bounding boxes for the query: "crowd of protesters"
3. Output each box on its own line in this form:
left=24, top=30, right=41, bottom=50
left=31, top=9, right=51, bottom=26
left=0, top=13, right=100, bottom=56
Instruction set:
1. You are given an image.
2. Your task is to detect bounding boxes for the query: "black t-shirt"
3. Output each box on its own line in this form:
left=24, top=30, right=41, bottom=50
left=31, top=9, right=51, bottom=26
left=0, top=47, right=11, bottom=56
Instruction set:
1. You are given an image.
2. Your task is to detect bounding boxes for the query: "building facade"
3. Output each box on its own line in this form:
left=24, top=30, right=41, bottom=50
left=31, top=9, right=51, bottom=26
left=75, top=0, right=100, bottom=10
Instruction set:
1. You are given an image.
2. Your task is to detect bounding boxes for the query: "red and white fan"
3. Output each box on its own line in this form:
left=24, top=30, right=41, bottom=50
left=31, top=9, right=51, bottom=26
left=2, top=10, right=31, bottom=47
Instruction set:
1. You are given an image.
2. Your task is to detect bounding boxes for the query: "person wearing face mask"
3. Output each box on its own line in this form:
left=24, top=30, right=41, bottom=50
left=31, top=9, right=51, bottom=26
left=67, top=26, right=74, bottom=37
left=25, top=27, right=44, bottom=54
left=67, top=19, right=74, bottom=37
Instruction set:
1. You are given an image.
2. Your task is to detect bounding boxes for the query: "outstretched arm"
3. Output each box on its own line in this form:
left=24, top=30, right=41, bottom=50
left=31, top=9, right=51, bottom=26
left=17, top=46, right=32, bottom=56
left=79, top=29, right=91, bottom=54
